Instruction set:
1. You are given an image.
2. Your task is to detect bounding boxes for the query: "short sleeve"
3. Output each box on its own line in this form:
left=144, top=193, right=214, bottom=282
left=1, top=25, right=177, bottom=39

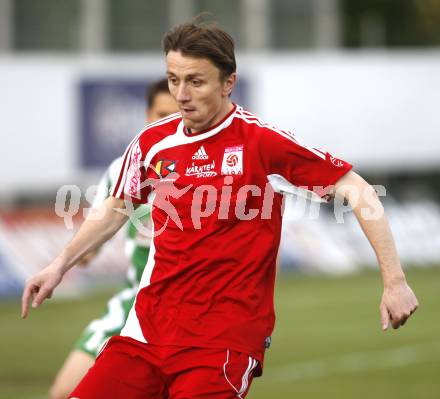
left=260, top=128, right=352, bottom=200
left=111, top=138, right=151, bottom=204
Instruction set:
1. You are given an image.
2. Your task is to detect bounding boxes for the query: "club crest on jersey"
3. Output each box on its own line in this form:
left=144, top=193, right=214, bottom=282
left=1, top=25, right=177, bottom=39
left=192, top=145, right=209, bottom=160
left=154, top=159, right=177, bottom=178
left=221, top=145, right=243, bottom=175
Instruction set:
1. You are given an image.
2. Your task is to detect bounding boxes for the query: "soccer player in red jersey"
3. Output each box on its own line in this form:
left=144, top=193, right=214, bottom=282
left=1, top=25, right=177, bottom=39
left=22, top=17, right=418, bottom=399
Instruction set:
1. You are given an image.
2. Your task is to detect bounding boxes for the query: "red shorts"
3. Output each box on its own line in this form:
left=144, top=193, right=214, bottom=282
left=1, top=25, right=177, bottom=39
left=70, top=336, right=258, bottom=399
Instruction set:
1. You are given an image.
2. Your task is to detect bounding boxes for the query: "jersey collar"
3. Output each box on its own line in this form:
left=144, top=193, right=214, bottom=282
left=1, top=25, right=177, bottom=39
left=183, top=103, right=238, bottom=138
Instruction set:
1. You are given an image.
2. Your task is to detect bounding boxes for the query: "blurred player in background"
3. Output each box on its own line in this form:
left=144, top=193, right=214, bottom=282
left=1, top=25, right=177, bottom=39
left=49, top=79, right=178, bottom=399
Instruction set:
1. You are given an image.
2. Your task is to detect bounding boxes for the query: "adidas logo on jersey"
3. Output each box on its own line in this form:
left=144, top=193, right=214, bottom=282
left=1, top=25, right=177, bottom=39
left=192, top=146, right=209, bottom=160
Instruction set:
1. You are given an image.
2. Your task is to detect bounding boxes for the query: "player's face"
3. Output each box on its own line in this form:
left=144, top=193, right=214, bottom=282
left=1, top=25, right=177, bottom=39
left=147, top=92, right=179, bottom=123
left=166, top=51, right=236, bottom=133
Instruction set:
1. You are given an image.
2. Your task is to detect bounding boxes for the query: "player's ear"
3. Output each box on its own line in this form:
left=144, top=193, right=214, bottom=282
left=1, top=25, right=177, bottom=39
left=222, top=73, right=236, bottom=97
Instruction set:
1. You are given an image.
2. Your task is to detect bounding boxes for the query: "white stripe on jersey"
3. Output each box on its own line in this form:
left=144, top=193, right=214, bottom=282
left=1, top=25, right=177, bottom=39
left=314, top=148, right=327, bottom=157
left=120, top=216, right=158, bottom=342
left=236, top=110, right=326, bottom=160
left=146, top=111, right=181, bottom=130
left=241, top=101, right=332, bottom=202
left=237, top=109, right=300, bottom=144
left=142, top=109, right=237, bottom=172
left=113, top=113, right=182, bottom=198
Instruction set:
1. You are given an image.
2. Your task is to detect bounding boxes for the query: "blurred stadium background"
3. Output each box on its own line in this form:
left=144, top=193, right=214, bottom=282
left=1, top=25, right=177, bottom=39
left=0, top=0, right=439, bottom=398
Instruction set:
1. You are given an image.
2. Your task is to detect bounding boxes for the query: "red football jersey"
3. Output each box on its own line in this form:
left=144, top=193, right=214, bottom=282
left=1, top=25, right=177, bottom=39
left=111, top=104, right=352, bottom=371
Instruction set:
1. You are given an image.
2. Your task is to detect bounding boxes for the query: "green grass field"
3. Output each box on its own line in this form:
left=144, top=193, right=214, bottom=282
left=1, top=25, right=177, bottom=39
left=1, top=267, right=439, bottom=399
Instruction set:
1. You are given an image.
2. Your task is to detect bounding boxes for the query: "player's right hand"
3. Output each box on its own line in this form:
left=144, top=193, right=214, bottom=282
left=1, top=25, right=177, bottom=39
left=21, top=262, right=64, bottom=319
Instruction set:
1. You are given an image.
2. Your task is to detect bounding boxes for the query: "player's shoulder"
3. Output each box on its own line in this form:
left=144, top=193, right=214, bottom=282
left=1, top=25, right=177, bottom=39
left=133, top=112, right=182, bottom=153
left=142, top=112, right=181, bottom=137
left=234, top=106, right=299, bottom=144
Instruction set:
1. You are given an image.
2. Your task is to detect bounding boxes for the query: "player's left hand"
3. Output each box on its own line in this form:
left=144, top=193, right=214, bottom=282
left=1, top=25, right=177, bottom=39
left=380, top=279, right=418, bottom=330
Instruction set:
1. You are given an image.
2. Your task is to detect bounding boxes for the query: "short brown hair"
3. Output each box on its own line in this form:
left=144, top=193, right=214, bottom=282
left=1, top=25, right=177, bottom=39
left=162, top=15, right=236, bottom=81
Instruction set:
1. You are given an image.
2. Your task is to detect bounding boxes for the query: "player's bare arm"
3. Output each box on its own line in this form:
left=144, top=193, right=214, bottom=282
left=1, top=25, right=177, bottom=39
left=334, top=170, right=419, bottom=330
left=21, top=196, right=129, bottom=318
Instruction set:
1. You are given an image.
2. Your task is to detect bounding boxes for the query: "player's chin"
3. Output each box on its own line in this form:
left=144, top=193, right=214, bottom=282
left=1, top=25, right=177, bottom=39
left=182, top=117, right=199, bottom=130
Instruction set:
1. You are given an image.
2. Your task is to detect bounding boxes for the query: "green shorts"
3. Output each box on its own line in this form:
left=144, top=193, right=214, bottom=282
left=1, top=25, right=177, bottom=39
left=75, top=286, right=138, bottom=357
